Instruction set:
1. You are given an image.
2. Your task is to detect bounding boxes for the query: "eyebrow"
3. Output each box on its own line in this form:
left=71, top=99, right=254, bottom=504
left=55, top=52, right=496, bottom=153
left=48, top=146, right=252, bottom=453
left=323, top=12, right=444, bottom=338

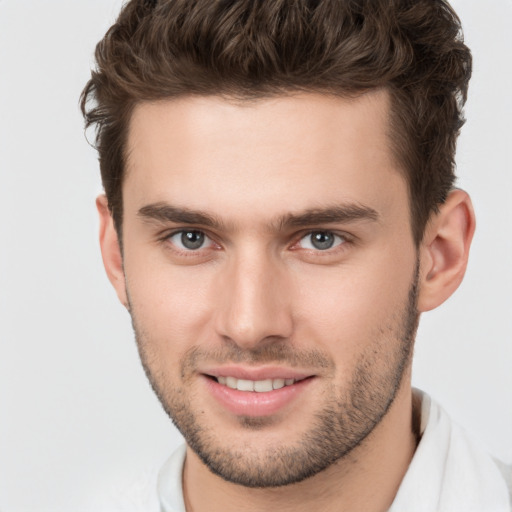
left=137, top=202, right=379, bottom=231
left=277, top=205, right=379, bottom=229
left=138, top=203, right=227, bottom=229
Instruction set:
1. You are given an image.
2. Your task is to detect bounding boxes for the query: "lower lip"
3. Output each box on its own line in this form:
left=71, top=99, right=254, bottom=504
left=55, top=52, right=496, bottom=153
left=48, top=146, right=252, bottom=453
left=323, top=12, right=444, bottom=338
left=203, top=376, right=313, bottom=417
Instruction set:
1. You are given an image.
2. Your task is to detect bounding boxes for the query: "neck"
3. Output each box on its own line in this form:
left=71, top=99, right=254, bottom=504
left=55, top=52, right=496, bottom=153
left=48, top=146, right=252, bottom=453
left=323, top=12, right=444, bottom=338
left=183, top=380, right=419, bottom=512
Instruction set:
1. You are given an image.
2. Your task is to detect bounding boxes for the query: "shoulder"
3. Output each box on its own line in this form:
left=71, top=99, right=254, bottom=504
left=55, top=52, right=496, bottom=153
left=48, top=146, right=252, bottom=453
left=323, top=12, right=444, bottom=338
left=88, top=466, right=161, bottom=512
left=88, top=445, right=187, bottom=512
left=391, top=390, right=512, bottom=512
left=493, top=457, right=512, bottom=508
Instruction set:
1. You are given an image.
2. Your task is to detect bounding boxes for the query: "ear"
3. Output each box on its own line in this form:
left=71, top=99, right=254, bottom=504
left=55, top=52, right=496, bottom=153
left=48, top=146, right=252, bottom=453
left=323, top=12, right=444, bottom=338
left=96, top=195, right=128, bottom=308
left=417, top=189, right=476, bottom=312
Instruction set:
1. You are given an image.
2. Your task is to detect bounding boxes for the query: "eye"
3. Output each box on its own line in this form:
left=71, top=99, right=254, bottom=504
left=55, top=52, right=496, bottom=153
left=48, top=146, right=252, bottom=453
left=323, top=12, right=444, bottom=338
left=298, top=231, right=345, bottom=251
left=168, top=230, right=212, bottom=251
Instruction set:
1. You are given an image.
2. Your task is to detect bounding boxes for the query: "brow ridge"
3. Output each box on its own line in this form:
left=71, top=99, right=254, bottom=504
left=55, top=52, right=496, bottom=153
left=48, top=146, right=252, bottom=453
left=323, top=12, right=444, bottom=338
left=138, top=203, right=226, bottom=229
left=277, top=204, right=379, bottom=229
left=137, top=202, right=379, bottom=232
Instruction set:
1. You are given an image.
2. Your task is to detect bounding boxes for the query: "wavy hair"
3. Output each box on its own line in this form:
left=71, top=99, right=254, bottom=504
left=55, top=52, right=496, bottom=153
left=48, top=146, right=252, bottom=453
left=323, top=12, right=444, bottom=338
left=81, top=0, right=471, bottom=244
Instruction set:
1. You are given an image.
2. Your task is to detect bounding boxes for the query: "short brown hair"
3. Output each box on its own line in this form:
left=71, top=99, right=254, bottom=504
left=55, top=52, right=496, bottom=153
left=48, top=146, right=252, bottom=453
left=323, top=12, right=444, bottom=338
left=81, top=0, right=471, bottom=244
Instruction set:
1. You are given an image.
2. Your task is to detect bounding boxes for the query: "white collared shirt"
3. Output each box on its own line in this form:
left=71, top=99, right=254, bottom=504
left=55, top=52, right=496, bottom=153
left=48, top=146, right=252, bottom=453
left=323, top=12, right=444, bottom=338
left=388, top=392, right=511, bottom=511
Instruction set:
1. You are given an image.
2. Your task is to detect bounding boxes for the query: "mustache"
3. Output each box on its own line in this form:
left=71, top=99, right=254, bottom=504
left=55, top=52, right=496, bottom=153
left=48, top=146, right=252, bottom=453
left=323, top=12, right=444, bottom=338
left=181, top=342, right=335, bottom=375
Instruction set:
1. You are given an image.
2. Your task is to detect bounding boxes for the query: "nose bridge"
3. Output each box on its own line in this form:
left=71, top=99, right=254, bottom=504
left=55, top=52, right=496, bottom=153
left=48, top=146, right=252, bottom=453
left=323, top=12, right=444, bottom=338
left=215, top=244, right=293, bottom=348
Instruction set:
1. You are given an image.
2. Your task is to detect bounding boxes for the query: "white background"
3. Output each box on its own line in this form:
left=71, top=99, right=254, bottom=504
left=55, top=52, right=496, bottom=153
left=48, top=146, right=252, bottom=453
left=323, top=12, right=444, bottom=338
left=0, top=1, right=510, bottom=510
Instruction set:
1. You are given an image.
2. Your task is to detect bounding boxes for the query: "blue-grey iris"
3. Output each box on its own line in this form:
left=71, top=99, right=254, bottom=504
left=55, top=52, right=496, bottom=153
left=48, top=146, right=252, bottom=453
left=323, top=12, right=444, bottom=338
left=310, top=232, right=335, bottom=250
left=181, top=231, right=205, bottom=250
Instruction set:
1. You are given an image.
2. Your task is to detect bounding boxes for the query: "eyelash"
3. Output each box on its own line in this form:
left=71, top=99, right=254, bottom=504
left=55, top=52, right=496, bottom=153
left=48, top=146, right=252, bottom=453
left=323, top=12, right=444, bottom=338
left=159, top=228, right=353, bottom=256
left=159, top=229, right=219, bottom=256
left=293, top=231, right=348, bottom=252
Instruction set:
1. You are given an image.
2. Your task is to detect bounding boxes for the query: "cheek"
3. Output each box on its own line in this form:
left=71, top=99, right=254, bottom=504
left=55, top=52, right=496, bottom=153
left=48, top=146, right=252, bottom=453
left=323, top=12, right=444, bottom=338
left=123, top=250, right=217, bottom=352
left=293, top=253, right=416, bottom=363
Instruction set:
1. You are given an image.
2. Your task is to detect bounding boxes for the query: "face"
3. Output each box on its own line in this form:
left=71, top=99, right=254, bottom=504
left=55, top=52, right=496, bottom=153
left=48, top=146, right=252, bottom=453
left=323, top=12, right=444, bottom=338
left=118, top=92, right=420, bottom=487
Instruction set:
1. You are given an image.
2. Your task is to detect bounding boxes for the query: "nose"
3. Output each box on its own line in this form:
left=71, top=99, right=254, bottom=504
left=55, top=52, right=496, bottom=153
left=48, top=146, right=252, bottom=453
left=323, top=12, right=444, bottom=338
left=214, top=250, right=294, bottom=350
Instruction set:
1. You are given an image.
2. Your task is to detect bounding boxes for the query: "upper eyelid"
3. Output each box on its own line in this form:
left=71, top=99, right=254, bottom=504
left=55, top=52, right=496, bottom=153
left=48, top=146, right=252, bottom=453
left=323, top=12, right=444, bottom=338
left=288, top=230, right=353, bottom=254
left=157, top=227, right=354, bottom=247
left=163, top=230, right=217, bottom=254
left=159, top=227, right=212, bottom=240
left=295, top=228, right=353, bottom=242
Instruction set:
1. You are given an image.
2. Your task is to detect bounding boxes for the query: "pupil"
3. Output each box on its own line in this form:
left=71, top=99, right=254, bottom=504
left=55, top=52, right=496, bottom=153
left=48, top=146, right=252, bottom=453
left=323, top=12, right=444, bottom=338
left=311, top=232, right=334, bottom=250
left=181, top=231, right=204, bottom=250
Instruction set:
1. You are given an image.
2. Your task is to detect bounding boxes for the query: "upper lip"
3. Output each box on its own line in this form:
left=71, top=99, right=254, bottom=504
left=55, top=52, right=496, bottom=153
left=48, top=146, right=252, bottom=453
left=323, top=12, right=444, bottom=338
left=201, top=365, right=314, bottom=381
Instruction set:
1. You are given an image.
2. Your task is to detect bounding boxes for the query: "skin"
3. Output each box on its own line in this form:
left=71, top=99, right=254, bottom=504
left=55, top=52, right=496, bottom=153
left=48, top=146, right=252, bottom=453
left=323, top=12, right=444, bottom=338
left=98, top=91, right=475, bottom=512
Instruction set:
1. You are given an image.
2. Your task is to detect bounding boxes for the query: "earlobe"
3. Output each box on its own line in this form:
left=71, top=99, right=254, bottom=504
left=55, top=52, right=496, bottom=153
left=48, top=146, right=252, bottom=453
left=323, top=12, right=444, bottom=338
left=417, top=189, right=476, bottom=312
left=96, top=195, right=128, bottom=308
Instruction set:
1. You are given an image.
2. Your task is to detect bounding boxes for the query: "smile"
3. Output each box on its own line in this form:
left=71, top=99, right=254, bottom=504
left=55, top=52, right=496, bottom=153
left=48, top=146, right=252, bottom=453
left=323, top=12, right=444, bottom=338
left=215, top=376, right=303, bottom=392
left=203, top=372, right=314, bottom=417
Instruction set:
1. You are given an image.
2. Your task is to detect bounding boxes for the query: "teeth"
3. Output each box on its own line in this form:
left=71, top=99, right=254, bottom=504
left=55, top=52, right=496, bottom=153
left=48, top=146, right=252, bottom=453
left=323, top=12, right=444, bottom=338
left=226, top=376, right=238, bottom=389
left=237, top=379, right=254, bottom=391
left=254, top=379, right=273, bottom=392
left=272, top=378, right=285, bottom=390
left=217, top=376, right=297, bottom=392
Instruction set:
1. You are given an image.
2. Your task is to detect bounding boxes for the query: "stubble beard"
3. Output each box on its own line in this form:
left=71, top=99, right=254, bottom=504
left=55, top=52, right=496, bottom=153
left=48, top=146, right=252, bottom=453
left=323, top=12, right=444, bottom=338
left=129, top=264, right=420, bottom=488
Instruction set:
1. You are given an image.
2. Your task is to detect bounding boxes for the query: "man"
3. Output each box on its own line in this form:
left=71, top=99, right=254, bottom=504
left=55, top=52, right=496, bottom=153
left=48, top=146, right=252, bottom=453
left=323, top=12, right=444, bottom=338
left=81, top=0, right=511, bottom=510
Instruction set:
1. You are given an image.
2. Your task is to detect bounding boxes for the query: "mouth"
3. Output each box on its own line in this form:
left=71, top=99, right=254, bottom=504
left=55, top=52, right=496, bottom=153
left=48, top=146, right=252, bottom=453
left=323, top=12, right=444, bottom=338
left=202, top=369, right=315, bottom=417
left=208, top=375, right=307, bottom=392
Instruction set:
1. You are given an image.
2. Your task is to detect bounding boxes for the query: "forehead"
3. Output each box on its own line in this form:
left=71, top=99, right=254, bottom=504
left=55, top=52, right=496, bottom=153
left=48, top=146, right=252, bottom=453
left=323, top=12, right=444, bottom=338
left=124, top=91, right=407, bottom=225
